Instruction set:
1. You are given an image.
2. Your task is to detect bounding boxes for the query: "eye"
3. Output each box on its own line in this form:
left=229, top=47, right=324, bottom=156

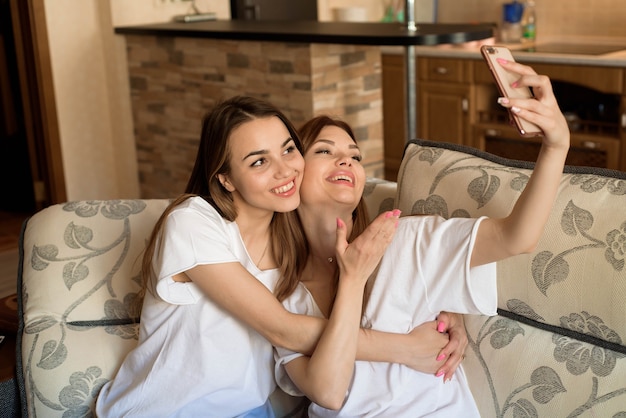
left=352, top=154, right=363, bottom=162
left=314, top=148, right=331, bottom=155
left=283, top=144, right=297, bottom=155
left=251, top=158, right=266, bottom=167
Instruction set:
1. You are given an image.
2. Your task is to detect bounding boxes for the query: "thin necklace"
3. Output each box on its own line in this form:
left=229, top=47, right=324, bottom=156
left=256, top=242, right=269, bottom=267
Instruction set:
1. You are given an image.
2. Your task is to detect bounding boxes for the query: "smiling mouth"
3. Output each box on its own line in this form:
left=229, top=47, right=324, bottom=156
left=328, top=175, right=353, bottom=183
left=271, top=180, right=295, bottom=194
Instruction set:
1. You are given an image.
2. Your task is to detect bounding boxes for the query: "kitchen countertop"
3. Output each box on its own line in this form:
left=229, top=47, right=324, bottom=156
left=382, top=36, right=626, bottom=67
left=114, top=19, right=495, bottom=46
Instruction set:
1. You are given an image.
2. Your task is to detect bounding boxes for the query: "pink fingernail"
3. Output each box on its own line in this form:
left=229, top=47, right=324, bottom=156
left=497, top=97, right=509, bottom=105
left=436, top=353, right=446, bottom=361
left=436, top=370, right=444, bottom=377
left=496, top=58, right=507, bottom=64
left=437, top=322, right=445, bottom=333
left=511, top=106, right=521, bottom=114
left=393, top=209, right=401, bottom=216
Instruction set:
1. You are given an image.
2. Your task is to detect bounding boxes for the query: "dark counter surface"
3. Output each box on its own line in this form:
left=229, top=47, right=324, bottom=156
left=114, top=19, right=495, bottom=46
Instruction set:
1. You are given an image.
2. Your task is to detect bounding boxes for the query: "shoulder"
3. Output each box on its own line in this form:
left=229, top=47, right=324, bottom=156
left=393, top=215, right=483, bottom=245
left=167, top=197, right=230, bottom=231
left=171, top=196, right=220, bottom=219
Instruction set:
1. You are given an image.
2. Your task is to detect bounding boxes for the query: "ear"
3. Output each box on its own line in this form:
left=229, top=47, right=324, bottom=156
left=217, top=173, right=236, bottom=192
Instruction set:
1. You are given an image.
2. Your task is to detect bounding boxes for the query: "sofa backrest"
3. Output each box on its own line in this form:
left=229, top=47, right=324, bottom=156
left=395, top=139, right=626, bottom=416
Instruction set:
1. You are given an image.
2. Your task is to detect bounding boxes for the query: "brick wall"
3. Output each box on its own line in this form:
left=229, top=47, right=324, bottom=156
left=125, top=35, right=383, bottom=198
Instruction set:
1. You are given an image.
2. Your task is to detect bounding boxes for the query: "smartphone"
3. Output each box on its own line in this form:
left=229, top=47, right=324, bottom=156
left=480, top=45, right=543, bottom=137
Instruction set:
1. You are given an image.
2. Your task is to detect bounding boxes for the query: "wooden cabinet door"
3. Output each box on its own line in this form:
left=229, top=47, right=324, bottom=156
left=382, top=54, right=406, bottom=181
left=418, top=82, right=472, bottom=146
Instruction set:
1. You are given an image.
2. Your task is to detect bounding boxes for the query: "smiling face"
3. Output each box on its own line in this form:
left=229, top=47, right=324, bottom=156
left=300, top=125, right=365, bottom=211
left=218, top=116, right=305, bottom=219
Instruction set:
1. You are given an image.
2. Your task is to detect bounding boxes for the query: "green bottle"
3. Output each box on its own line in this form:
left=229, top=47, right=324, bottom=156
left=521, top=0, right=536, bottom=43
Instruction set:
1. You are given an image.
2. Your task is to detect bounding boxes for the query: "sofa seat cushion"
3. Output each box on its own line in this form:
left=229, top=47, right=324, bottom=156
left=17, top=200, right=170, bottom=417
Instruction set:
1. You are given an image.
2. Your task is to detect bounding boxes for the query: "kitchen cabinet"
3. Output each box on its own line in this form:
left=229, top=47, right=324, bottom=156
left=381, top=54, right=406, bottom=180
left=383, top=55, right=476, bottom=181
left=418, top=57, right=475, bottom=147
left=382, top=53, right=626, bottom=181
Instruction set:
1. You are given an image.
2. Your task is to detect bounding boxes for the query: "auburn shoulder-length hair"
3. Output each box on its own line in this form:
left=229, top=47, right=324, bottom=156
left=140, top=96, right=308, bottom=301
left=273, top=115, right=370, bottom=303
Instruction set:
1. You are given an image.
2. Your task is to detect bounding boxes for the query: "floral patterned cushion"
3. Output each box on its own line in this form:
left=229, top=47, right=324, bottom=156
left=16, top=199, right=307, bottom=417
left=395, top=139, right=626, bottom=417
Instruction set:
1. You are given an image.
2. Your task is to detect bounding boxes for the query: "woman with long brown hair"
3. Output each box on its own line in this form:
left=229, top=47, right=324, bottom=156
left=275, top=59, right=571, bottom=416
left=96, top=96, right=457, bottom=417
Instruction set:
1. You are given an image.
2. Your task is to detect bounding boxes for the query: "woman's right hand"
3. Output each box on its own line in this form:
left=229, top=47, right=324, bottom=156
left=400, top=321, right=450, bottom=374
left=334, top=209, right=401, bottom=285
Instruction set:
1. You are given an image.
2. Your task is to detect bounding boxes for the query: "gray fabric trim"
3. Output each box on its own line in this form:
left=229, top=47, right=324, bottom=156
left=16, top=216, right=29, bottom=418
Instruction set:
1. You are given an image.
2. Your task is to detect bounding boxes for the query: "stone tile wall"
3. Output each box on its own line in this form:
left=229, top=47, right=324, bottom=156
left=124, top=35, right=383, bottom=198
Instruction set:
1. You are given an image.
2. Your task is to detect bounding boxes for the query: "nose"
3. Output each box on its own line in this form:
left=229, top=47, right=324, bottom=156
left=274, top=158, right=294, bottom=178
left=337, top=154, right=352, bottom=167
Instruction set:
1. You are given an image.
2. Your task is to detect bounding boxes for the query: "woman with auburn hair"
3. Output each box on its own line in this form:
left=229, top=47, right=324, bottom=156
left=275, top=59, right=571, bottom=416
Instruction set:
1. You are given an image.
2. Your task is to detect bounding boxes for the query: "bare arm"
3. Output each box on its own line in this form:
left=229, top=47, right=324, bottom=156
left=472, top=59, right=570, bottom=267
left=283, top=211, right=400, bottom=409
left=186, top=255, right=451, bottom=370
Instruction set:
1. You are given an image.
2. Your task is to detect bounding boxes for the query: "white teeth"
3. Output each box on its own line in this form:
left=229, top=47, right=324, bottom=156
left=272, top=181, right=294, bottom=194
left=329, top=175, right=353, bottom=183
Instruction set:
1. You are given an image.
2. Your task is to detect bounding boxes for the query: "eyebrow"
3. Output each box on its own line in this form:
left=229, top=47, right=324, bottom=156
left=316, top=138, right=360, bottom=150
left=242, top=137, right=294, bottom=161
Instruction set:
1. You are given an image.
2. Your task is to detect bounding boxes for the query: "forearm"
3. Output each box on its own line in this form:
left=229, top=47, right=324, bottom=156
left=268, top=312, right=326, bottom=355
left=356, top=325, right=445, bottom=373
left=357, top=328, right=411, bottom=363
left=298, top=279, right=365, bottom=408
left=503, top=142, right=568, bottom=252
left=281, top=271, right=368, bottom=408
left=473, top=141, right=568, bottom=266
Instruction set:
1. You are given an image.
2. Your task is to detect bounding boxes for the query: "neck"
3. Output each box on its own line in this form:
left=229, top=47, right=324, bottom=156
left=298, top=203, right=354, bottom=271
left=233, top=203, right=275, bottom=269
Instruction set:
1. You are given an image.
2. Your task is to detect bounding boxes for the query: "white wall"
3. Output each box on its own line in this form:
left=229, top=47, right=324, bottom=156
left=109, top=0, right=231, bottom=26
left=43, top=0, right=139, bottom=200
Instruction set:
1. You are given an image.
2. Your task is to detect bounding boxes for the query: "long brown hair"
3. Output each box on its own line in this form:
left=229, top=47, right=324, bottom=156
left=274, top=115, right=370, bottom=303
left=140, top=96, right=308, bottom=300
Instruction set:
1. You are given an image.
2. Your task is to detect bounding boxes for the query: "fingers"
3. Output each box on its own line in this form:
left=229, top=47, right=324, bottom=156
left=434, top=312, right=468, bottom=381
left=365, top=209, right=402, bottom=242
left=335, top=209, right=401, bottom=282
left=335, top=217, right=348, bottom=258
left=494, top=60, right=569, bottom=144
left=438, top=351, right=465, bottom=382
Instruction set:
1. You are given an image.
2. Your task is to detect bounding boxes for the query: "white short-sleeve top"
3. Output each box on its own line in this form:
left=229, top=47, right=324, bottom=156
left=97, top=197, right=279, bottom=417
left=275, top=215, right=497, bottom=417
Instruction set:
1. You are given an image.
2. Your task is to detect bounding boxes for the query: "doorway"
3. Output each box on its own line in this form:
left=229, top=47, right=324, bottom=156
left=0, top=0, right=66, bottom=252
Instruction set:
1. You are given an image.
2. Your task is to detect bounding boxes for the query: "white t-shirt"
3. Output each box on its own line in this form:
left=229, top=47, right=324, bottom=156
left=97, top=197, right=279, bottom=418
left=275, top=215, right=497, bottom=417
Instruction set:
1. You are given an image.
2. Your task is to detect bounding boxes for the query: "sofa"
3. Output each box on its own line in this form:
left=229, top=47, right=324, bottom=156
left=10, top=139, right=626, bottom=417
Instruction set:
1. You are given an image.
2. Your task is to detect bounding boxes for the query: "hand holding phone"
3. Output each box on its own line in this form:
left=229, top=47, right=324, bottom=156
left=480, top=45, right=543, bottom=137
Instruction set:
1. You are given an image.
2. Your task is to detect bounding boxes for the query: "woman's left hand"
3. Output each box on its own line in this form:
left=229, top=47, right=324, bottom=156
left=495, top=59, right=569, bottom=151
left=334, top=209, right=401, bottom=285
